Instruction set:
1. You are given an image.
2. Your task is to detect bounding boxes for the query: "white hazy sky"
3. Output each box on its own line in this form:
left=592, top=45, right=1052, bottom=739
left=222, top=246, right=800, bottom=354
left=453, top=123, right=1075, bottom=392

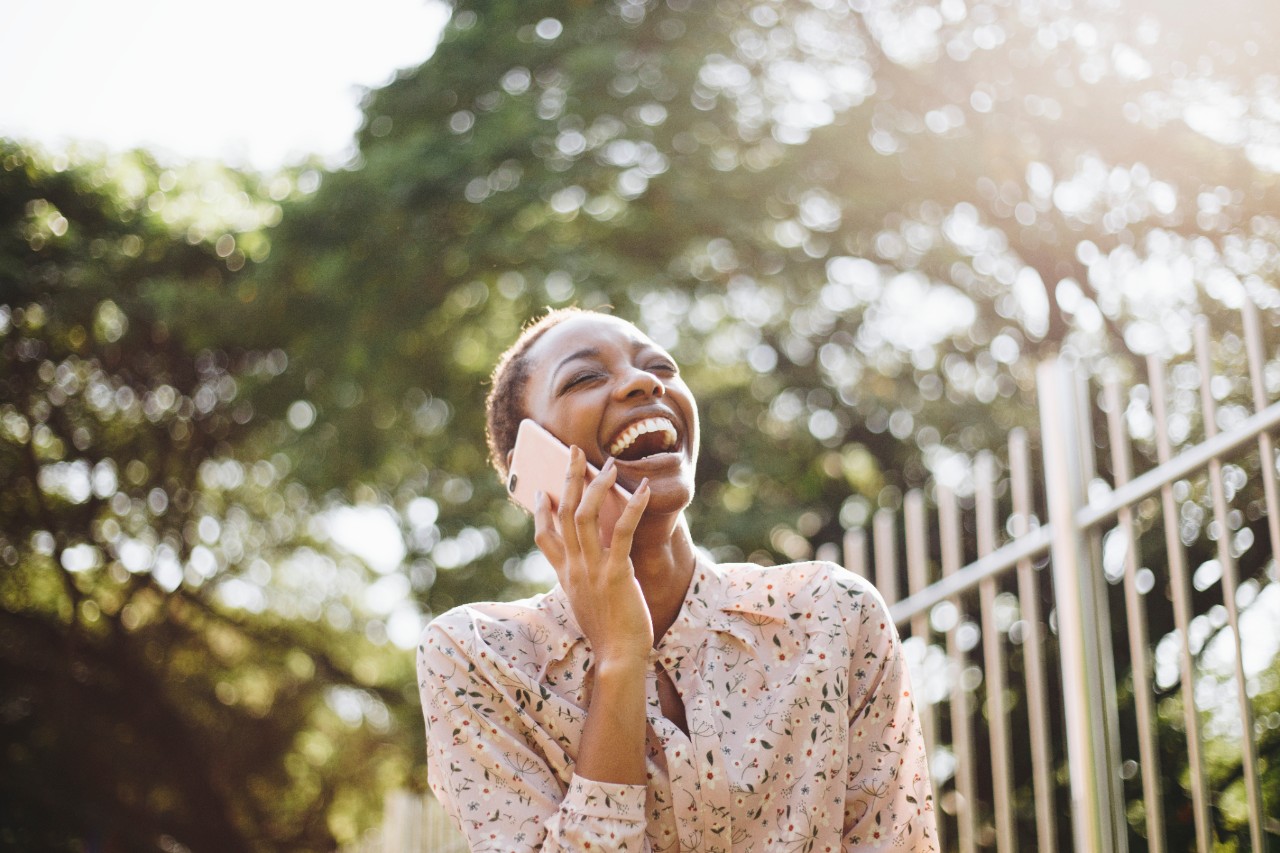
left=0, top=0, right=449, bottom=171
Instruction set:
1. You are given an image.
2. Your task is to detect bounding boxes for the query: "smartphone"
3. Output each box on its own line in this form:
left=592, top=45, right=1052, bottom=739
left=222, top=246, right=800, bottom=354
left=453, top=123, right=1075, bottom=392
left=507, top=419, right=633, bottom=543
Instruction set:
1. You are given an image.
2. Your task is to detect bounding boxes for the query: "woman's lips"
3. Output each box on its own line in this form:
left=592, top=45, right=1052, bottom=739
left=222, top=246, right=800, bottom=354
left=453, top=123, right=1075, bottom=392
left=607, top=415, right=679, bottom=458
left=610, top=449, right=686, bottom=490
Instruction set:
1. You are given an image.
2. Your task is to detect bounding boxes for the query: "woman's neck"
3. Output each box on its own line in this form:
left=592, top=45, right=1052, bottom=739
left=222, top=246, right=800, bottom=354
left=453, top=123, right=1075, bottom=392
left=629, top=514, right=698, bottom=643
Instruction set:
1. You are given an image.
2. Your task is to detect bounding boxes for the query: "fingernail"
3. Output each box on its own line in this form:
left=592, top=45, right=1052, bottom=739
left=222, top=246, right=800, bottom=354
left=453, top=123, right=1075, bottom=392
left=535, top=490, right=545, bottom=504
left=602, top=457, right=615, bottom=472
left=639, top=477, right=650, bottom=492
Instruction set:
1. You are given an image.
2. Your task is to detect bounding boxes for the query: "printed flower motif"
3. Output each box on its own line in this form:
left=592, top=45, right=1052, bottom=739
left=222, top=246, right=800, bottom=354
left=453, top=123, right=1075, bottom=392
left=419, top=559, right=937, bottom=851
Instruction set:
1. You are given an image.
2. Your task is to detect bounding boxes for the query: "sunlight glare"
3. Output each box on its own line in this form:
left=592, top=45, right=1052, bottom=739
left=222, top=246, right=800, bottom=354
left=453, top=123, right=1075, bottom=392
left=323, top=505, right=407, bottom=575
left=0, top=0, right=450, bottom=170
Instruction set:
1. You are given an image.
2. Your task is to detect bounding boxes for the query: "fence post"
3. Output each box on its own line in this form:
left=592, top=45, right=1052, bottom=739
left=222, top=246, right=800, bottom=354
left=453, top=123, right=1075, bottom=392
left=382, top=790, right=423, bottom=853
left=1037, top=359, right=1127, bottom=853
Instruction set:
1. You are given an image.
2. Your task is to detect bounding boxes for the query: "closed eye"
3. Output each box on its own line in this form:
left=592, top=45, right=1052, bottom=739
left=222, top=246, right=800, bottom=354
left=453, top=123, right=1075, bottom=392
left=558, top=371, right=602, bottom=394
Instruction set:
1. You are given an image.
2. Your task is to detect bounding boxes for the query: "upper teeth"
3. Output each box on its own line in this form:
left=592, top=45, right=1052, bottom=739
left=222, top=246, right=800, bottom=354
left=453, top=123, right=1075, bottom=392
left=609, top=417, right=677, bottom=457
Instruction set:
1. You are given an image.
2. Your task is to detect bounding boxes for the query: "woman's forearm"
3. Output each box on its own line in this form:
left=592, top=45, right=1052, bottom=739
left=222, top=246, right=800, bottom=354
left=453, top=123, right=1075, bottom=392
left=573, top=655, right=649, bottom=785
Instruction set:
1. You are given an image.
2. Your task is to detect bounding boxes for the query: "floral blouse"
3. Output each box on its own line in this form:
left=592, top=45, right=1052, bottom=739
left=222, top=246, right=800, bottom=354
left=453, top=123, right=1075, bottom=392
left=417, top=558, right=937, bottom=851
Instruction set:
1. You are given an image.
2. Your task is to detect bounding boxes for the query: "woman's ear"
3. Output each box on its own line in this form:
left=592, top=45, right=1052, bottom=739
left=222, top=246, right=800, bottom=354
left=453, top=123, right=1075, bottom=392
left=505, top=449, right=515, bottom=472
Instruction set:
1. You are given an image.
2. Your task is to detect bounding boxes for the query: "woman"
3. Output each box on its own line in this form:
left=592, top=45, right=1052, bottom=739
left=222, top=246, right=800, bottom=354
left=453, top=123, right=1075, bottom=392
left=418, top=308, right=937, bottom=851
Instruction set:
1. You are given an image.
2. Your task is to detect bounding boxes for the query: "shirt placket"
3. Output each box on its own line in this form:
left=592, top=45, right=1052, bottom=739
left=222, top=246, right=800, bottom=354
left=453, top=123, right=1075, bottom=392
left=652, top=640, right=733, bottom=853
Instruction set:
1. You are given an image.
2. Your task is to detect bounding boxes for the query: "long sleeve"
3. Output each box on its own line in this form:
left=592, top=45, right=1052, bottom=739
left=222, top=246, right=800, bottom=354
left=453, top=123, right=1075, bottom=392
left=837, top=577, right=939, bottom=851
left=417, top=562, right=939, bottom=851
left=417, top=615, right=651, bottom=852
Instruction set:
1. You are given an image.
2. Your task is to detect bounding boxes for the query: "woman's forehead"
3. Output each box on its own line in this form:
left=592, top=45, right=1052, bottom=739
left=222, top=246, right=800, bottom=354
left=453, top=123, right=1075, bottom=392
left=526, top=314, right=662, bottom=365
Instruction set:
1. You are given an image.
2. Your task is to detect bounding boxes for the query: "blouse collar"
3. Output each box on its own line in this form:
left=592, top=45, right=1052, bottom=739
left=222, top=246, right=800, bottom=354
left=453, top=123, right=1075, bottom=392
left=538, top=552, right=797, bottom=670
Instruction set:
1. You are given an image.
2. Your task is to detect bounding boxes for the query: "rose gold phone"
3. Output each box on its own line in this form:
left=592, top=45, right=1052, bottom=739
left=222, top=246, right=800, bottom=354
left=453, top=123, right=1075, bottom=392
left=507, top=419, right=632, bottom=543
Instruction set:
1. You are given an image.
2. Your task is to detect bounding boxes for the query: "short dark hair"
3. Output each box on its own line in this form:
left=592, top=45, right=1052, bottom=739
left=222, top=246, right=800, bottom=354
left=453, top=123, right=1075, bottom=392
left=485, top=306, right=589, bottom=481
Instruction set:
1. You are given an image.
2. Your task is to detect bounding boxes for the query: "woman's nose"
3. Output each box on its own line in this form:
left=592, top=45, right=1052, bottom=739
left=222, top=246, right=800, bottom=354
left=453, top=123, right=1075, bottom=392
left=615, top=367, right=665, bottom=399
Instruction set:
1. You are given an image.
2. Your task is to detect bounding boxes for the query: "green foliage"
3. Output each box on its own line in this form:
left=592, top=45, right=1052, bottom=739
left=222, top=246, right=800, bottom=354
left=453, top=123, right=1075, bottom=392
left=5, top=0, right=1280, bottom=849
left=0, top=144, right=419, bottom=851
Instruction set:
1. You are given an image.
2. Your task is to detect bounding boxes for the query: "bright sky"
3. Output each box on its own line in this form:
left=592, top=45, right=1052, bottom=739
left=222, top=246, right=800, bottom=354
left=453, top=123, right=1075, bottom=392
left=0, top=0, right=449, bottom=171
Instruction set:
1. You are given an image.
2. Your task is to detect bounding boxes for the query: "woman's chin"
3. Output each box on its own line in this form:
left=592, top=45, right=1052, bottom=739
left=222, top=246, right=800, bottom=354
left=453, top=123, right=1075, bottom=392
left=637, top=476, right=695, bottom=519
left=609, top=450, right=696, bottom=519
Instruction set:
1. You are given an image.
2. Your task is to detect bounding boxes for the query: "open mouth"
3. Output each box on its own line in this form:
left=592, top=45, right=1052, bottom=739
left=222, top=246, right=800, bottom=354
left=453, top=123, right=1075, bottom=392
left=607, top=416, right=679, bottom=462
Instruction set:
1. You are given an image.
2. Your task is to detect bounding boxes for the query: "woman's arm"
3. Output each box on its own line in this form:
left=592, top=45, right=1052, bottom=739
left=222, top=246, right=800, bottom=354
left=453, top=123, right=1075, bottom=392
left=419, top=619, right=651, bottom=851
left=574, top=655, right=648, bottom=784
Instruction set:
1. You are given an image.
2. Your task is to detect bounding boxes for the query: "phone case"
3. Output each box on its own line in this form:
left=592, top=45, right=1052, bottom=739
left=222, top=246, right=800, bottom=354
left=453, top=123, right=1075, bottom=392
left=507, top=419, right=632, bottom=543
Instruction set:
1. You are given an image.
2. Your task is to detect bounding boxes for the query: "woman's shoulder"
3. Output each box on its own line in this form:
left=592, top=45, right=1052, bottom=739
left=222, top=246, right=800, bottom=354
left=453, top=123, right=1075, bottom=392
left=744, top=558, right=893, bottom=621
left=702, top=558, right=887, bottom=624
left=715, top=558, right=879, bottom=600
left=418, top=587, right=576, bottom=656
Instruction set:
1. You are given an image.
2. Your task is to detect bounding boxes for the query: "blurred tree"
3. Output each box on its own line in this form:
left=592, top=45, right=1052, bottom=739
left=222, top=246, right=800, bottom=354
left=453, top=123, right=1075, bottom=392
left=6, top=0, right=1280, bottom=849
left=253, top=0, right=1280, bottom=575
left=0, top=145, right=420, bottom=852
left=249, top=0, right=1280, bottom=848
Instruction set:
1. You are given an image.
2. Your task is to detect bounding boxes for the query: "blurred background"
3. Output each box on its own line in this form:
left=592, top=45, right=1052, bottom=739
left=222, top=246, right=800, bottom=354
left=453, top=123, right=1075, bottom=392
left=2, top=0, right=1278, bottom=850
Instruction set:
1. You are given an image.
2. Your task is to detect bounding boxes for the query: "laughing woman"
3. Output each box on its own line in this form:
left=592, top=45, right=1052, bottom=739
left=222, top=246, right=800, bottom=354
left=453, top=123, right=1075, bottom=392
left=417, top=308, right=938, bottom=852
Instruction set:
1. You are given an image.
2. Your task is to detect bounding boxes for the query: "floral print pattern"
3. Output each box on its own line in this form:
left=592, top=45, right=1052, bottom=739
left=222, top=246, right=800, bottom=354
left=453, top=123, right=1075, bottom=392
left=418, top=558, right=937, bottom=851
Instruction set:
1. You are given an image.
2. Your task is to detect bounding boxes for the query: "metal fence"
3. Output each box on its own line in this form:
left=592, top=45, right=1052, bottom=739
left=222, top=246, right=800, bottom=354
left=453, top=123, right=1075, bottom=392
left=845, top=304, right=1279, bottom=852
left=352, top=304, right=1279, bottom=853
left=339, top=790, right=467, bottom=853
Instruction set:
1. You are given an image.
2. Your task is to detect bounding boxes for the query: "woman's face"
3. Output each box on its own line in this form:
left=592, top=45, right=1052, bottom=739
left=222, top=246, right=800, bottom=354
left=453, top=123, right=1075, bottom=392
left=519, top=314, right=699, bottom=512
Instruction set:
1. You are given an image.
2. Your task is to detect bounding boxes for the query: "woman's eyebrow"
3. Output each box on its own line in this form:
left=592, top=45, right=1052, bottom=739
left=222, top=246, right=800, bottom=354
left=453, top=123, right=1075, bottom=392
left=551, top=347, right=601, bottom=382
left=637, top=344, right=676, bottom=364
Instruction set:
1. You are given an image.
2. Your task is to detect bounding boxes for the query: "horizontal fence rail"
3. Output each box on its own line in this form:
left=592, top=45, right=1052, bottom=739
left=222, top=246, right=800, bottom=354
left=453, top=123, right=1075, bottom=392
left=851, top=302, right=1278, bottom=852
left=889, top=396, right=1280, bottom=629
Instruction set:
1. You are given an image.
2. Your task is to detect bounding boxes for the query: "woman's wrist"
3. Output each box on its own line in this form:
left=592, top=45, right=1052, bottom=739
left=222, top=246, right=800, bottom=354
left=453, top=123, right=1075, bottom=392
left=591, top=652, right=649, bottom=682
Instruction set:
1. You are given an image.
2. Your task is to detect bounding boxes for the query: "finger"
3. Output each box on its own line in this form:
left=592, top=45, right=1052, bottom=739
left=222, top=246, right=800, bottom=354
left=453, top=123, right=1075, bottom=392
left=574, top=457, right=617, bottom=554
left=558, top=446, right=587, bottom=554
left=606, top=477, right=651, bottom=559
left=532, top=490, right=567, bottom=571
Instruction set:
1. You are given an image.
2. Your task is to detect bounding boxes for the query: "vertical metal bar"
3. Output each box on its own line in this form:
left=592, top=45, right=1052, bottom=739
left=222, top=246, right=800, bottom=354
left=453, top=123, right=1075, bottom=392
left=1010, top=428, right=1058, bottom=852
left=904, top=489, right=944, bottom=851
left=383, top=789, right=420, bottom=853
left=1104, top=379, right=1166, bottom=852
left=905, top=490, right=937, bottom=755
left=1243, top=299, right=1280, bottom=576
left=1075, top=368, right=1129, bottom=842
left=1194, top=319, right=1266, bottom=851
left=814, top=541, right=840, bottom=566
left=976, top=452, right=1017, bottom=853
left=906, top=489, right=947, bottom=845
left=1037, top=359, right=1126, bottom=853
left=1244, top=299, right=1280, bottom=853
left=873, top=508, right=899, bottom=606
left=844, top=526, right=869, bottom=579
left=939, top=484, right=977, bottom=853
left=1148, top=354, right=1213, bottom=852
